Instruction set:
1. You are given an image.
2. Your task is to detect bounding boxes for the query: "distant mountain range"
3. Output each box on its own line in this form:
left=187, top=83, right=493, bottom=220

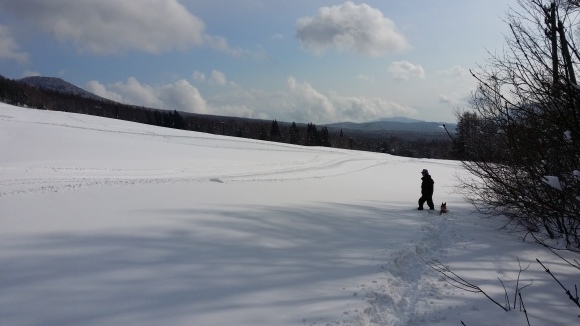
left=377, top=116, right=425, bottom=123
left=324, top=119, right=456, bottom=135
left=17, top=76, right=457, bottom=134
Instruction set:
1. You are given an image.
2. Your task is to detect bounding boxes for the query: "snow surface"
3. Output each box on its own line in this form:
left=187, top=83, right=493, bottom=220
left=0, top=103, right=578, bottom=326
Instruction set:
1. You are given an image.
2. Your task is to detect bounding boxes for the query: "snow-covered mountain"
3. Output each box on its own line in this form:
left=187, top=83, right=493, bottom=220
left=19, top=76, right=110, bottom=102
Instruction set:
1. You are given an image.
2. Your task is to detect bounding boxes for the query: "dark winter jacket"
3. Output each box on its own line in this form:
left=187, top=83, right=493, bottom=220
left=421, top=175, right=434, bottom=196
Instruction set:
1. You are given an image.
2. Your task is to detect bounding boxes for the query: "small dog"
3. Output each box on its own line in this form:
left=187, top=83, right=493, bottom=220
left=439, top=202, right=448, bottom=215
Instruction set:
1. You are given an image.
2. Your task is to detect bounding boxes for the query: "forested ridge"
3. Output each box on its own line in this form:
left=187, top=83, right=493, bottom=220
left=0, top=74, right=453, bottom=159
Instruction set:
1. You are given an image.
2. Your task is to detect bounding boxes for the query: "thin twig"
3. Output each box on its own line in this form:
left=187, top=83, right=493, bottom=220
left=498, top=277, right=511, bottom=310
left=421, top=257, right=509, bottom=311
left=514, top=257, right=532, bottom=310
left=536, top=258, right=580, bottom=310
left=519, top=292, right=531, bottom=326
left=530, top=232, right=580, bottom=269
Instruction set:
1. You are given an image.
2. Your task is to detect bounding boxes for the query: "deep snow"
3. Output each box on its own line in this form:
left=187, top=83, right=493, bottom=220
left=0, top=103, right=578, bottom=326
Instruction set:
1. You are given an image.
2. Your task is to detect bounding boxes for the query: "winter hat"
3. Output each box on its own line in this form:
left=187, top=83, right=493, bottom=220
left=421, top=169, right=429, bottom=175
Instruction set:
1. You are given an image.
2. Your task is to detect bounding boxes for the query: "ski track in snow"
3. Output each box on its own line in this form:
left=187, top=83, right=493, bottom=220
left=0, top=154, right=394, bottom=197
left=1, top=109, right=417, bottom=197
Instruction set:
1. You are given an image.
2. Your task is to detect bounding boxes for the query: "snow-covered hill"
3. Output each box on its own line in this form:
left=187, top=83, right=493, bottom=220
left=0, top=103, right=577, bottom=326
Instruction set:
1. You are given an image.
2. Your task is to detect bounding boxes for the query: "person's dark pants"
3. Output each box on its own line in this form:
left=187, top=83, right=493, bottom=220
left=418, top=195, right=434, bottom=210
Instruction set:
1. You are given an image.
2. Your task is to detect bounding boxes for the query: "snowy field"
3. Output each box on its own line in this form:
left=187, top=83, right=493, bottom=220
left=0, top=102, right=578, bottom=326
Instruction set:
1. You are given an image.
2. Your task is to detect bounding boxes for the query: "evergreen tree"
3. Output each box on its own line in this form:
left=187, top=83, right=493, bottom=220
left=451, top=111, right=479, bottom=160
left=173, top=110, right=185, bottom=129
left=154, top=111, right=164, bottom=126
left=306, top=123, right=321, bottom=146
left=379, top=140, right=389, bottom=153
left=270, top=119, right=281, bottom=140
left=289, top=122, right=301, bottom=144
left=320, top=127, right=331, bottom=147
left=259, top=125, right=268, bottom=140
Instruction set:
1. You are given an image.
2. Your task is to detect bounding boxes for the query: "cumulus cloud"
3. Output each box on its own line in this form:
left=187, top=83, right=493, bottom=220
left=0, top=26, right=29, bottom=62
left=271, top=33, right=285, bottom=41
left=203, top=34, right=250, bottom=57
left=287, top=76, right=334, bottom=118
left=86, top=80, right=124, bottom=103
left=388, top=61, right=426, bottom=81
left=193, top=70, right=237, bottom=87
left=86, top=78, right=207, bottom=113
left=437, top=65, right=476, bottom=107
left=296, top=1, right=409, bottom=56
left=0, top=0, right=243, bottom=56
left=158, top=80, right=208, bottom=113
left=438, top=92, right=471, bottom=107
left=193, top=71, right=206, bottom=82
left=329, top=91, right=415, bottom=122
left=212, top=77, right=415, bottom=123
left=286, top=77, right=415, bottom=122
left=210, top=70, right=228, bottom=85
left=439, top=65, right=470, bottom=80
left=87, top=76, right=414, bottom=123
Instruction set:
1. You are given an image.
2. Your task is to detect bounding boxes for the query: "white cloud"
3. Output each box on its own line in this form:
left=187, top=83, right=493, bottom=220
left=87, top=76, right=415, bottom=123
left=285, top=76, right=336, bottom=122
left=329, top=91, right=416, bottom=122
left=111, top=78, right=164, bottom=108
left=438, top=92, right=470, bottom=107
left=271, top=33, right=284, bottom=41
left=210, top=70, right=228, bottom=85
left=285, top=77, right=416, bottom=122
left=22, top=70, right=41, bottom=78
left=388, top=61, right=426, bottom=81
left=86, top=78, right=207, bottom=114
left=437, top=66, right=476, bottom=107
left=159, top=80, right=208, bottom=113
left=356, top=74, right=374, bottom=82
left=0, top=26, right=29, bottom=62
left=296, top=1, right=409, bottom=56
left=203, top=34, right=248, bottom=57
left=194, top=70, right=237, bottom=87
left=193, top=71, right=206, bottom=82
left=0, top=0, right=243, bottom=56
left=86, top=80, right=124, bottom=103
left=439, top=65, right=470, bottom=80
left=210, top=77, right=416, bottom=123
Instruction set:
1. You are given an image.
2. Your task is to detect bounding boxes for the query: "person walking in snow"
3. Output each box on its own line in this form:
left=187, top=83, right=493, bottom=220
left=418, top=169, right=434, bottom=210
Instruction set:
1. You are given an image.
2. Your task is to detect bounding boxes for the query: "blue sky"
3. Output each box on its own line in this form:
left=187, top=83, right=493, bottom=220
left=0, top=0, right=517, bottom=124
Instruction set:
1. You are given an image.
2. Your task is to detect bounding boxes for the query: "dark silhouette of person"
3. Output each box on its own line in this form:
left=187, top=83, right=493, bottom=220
left=418, top=169, right=434, bottom=210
